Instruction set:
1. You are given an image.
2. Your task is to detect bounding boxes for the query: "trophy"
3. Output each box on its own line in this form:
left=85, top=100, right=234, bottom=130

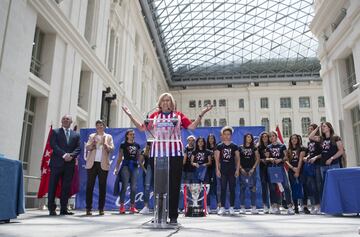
left=185, top=183, right=205, bottom=217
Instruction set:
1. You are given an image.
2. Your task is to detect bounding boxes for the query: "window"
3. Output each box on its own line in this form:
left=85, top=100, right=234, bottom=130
left=239, top=118, right=245, bottom=126
left=213, top=100, right=217, bottom=107
left=107, top=29, right=115, bottom=72
left=301, top=117, right=311, bottom=136
left=219, top=99, right=226, bottom=107
left=213, top=119, right=217, bottom=127
left=261, top=118, right=270, bottom=132
left=320, top=117, right=326, bottom=123
left=260, top=97, right=268, bottom=108
left=189, top=100, right=196, bottom=108
left=299, top=97, right=310, bottom=108
left=204, top=100, right=211, bottom=106
left=219, top=118, right=227, bottom=126
left=19, top=93, right=36, bottom=170
left=30, top=27, right=44, bottom=77
left=351, top=106, right=360, bottom=165
left=198, top=100, right=202, bottom=108
left=343, top=53, right=357, bottom=96
left=280, top=97, right=292, bottom=108
left=239, top=99, right=244, bottom=109
left=318, top=96, right=325, bottom=108
left=84, top=0, right=96, bottom=44
left=204, top=119, right=211, bottom=127
left=282, top=117, right=292, bottom=137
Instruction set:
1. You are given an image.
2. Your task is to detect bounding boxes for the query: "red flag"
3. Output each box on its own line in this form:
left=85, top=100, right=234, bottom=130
left=275, top=125, right=284, bottom=144
left=38, top=126, right=79, bottom=198
left=37, top=126, right=53, bottom=198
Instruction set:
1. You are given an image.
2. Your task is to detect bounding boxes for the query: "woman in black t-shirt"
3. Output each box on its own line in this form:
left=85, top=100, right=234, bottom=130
left=303, top=123, right=323, bottom=214
left=191, top=137, right=212, bottom=175
left=114, top=129, right=141, bottom=214
left=239, top=133, right=260, bottom=214
left=266, top=131, right=294, bottom=215
left=257, top=132, right=271, bottom=213
left=214, top=126, right=240, bottom=215
left=308, top=122, right=344, bottom=181
left=286, top=134, right=305, bottom=214
left=183, top=135, right=196, bottom=183
left=206, top=134, right=219, bottom=213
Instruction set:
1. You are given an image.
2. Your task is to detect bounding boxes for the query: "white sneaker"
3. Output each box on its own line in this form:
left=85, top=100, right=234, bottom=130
left=251, top=207, right=258, bottom=214
left=263, top=206, right=269, bottom=214
left=217, top=207, right=225, bottom=215
left=206, top=206, right=211, bottom=214
left=287, top=207, right=295, bottom=215
left=270, top=207, right=280, bottom=214
left=229, top=207, right=235, bottom=215
left=239, top=207, right=246, bottom=214
left=139, top=206, right=150, bottom=214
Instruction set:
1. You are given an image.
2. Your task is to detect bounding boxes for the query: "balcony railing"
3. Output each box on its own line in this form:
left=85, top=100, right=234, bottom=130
left=30, top=56, right=41, bottom=77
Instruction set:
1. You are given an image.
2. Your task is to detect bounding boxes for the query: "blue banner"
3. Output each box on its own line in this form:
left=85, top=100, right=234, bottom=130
left=75, top=126, right=265, bottom=210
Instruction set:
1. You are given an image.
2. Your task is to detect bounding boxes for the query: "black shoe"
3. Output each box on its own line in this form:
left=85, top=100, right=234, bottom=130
left=169, top=218, right=178, bottom=225
left=294, top=208, right=299, bottom=214
left=49, top=211, right=57, bottom=216
left=303, top=207, right=310, bottom=214
left=86, top=210, right=92, bottom=216
left=99, top=210, right=104, bottom=216
left=60, top=210, right=74, bottom=215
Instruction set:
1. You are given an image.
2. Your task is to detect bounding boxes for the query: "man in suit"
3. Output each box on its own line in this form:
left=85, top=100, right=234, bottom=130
left=48, top=114, right=80, bottom=216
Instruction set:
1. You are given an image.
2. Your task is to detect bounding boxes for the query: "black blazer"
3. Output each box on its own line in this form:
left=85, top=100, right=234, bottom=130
left=50, top=128, right=81, bottom=168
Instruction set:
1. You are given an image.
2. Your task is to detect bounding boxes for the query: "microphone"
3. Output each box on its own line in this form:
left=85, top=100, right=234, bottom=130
left=144, top=106, right=158, bottom=126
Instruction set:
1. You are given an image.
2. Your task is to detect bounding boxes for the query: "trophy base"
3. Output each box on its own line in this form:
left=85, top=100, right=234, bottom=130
left=185, top=206, right=206, bottom=217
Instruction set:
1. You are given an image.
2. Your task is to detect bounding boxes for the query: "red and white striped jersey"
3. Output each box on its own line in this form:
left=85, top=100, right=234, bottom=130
left=148, top=111, right=191, bottom=158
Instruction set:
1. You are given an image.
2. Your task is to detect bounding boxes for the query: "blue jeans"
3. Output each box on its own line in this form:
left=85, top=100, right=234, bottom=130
left=120, top=166, right=138, bottom=204
left=208, top=167, right=219, bottom=207
left=320, top=163, right=340, bottom=193
left=143, top=163, right=154, bottom=204
left=182, top=171, right=196, bottom=183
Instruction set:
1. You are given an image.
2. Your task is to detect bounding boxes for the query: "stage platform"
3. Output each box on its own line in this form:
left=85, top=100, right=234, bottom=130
left=0, top=210, right=359, bottom=236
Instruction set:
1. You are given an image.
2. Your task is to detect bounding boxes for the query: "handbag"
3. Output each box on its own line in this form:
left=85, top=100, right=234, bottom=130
left=267, top=166, right=284, bottom=183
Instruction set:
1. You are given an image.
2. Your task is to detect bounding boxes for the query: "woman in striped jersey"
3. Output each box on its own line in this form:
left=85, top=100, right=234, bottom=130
left=122, top=92, right=212, bottom=224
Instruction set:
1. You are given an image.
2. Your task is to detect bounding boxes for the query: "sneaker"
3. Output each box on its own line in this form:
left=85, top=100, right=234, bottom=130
left=263, top=206, right=269, bottom=214
left=217, top=207, right=225, bottom=215
left=206, top=206, right=211, bottom=214
left=311, top=207, right=320, bottom=215
left=239, top=208, right=246, bottom=214
left=229, top=207, right=235, bottom=215
left=139, top=206, right=150, bottom=214
left=294, top=207, right=299, bottom=214
left=287, top=207, right=295, bottom=215
left=119, top=203, right=125, bottom=214
left=99, top=210, right=104, bottom=216
left=130, top=205, right=138, bottom=214
left=270, top=207, right=280, bottom=214
left=86, top=209, right=92, bottom=216
left=303, top=207, right=310, bottom=214
left=251, top=207, right=258, bottom=214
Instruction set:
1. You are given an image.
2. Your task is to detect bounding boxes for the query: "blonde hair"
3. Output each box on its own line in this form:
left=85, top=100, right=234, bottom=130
left=157, top=92, right=176, bottom=111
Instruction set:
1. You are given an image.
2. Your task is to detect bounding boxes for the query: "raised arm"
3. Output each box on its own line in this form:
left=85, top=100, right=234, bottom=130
left=122, top=106, right=146, bottom=131
left=309, top=125, right=321, bottom=142
left=187, top=105, right=213, bottom=130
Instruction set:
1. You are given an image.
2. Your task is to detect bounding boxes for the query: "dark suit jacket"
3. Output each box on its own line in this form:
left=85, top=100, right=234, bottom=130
left=50, top=128, right=81, bottom=168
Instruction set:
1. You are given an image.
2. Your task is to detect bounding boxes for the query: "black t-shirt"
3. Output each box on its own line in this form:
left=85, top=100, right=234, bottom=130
left=183, top=145, right=195, bottom=172
left=216, top=142, right=238, bottom=172
left=207, top=145, right=216, bottom=170
left=267, top=143, right=287, bottom=166
left=288, top=147, right=306, bottom=167
left=257, top=144, right=268, bottom=168
left=307, top=140, right=322, bottom=165
left=120, top=141, right=140, bottom=161
left=239, top=145, right=257, bottom=169
left=321, top=136, right=341, bottom=166
left=192, top=149, right=212, bottom=165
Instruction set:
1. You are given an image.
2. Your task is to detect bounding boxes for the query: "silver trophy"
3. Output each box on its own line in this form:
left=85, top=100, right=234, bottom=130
left=190, top=183, right=201, bottom=207
left=185, top=183, right=205, bottom=217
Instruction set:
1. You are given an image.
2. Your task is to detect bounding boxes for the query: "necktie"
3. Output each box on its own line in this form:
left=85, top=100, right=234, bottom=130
left=65, top=129, right=70, bottom=144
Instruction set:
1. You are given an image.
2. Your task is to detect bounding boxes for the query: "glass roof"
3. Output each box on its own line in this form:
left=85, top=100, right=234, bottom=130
left=144, top=0, right=320, bottom=86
